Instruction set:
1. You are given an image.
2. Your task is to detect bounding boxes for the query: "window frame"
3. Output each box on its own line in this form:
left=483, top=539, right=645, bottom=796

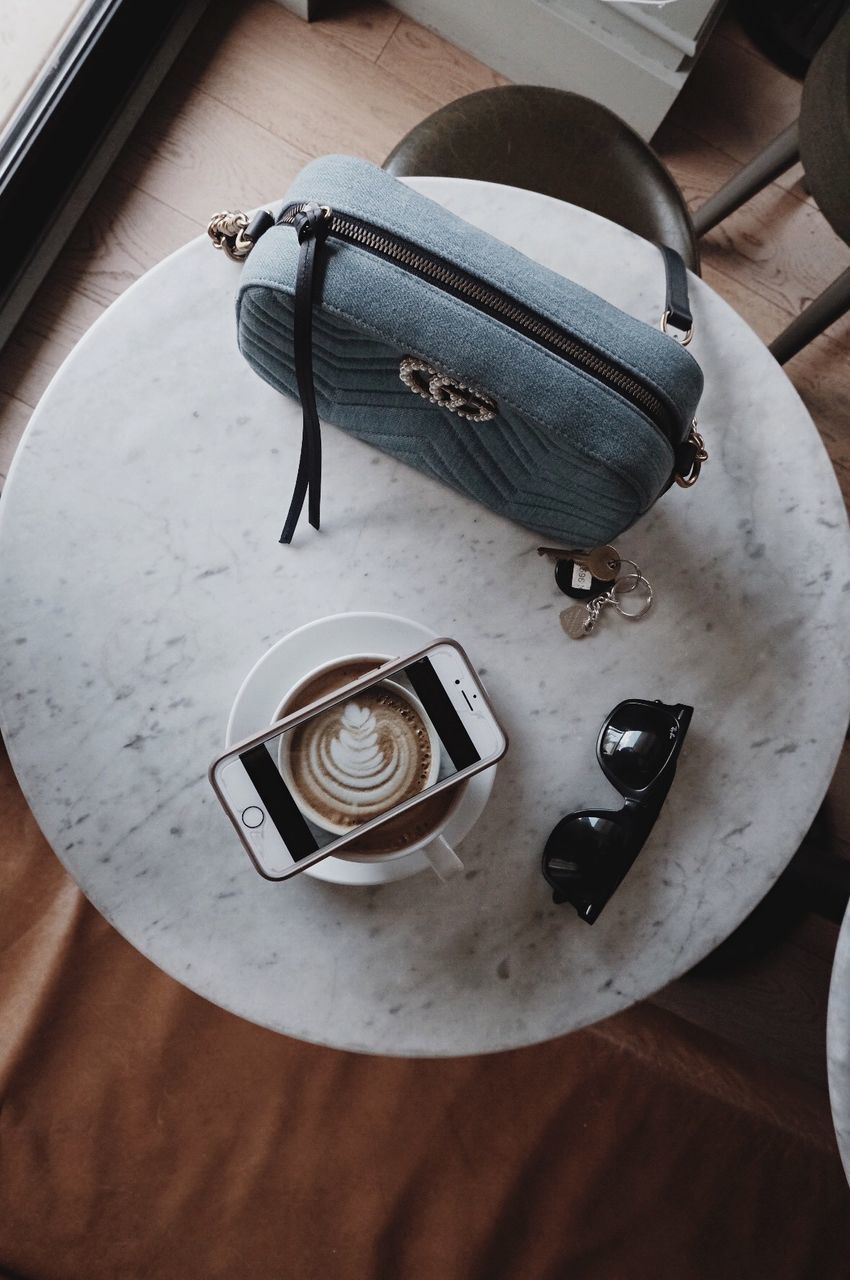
left=0, top=0, right=211, bottom=350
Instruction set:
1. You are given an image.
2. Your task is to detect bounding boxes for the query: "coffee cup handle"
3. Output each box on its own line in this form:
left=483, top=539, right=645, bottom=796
left=423, top=834, right=464, bottom=882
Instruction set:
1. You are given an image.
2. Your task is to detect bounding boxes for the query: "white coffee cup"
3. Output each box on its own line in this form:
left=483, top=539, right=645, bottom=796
left=274, top=653, right=465, bottom=880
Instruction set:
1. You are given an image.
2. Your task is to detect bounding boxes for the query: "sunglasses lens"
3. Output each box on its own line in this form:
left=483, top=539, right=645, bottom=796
left=599, top=703, right=679, bottom=791
left=543, top=814, right=627, bottom=910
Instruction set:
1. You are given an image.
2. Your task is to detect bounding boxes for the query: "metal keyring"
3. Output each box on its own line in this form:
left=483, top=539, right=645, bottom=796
left=613, top=558, right=642, bottom=594
left=611, top=573, right=653, bottom=620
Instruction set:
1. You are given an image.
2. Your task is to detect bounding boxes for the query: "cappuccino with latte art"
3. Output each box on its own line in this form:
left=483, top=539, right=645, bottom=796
left=286, top=683, right=437, bottom=831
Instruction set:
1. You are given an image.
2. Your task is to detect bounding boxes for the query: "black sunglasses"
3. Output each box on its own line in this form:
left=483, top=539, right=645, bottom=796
left=541, top=699, right=693, bottom=924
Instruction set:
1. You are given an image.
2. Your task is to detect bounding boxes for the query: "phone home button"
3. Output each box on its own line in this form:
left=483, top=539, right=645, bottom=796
left=241, top=805, right=264, bottom=829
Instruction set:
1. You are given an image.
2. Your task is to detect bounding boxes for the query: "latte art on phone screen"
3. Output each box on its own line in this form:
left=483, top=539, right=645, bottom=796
left=287, top=684, right=434, bottom=828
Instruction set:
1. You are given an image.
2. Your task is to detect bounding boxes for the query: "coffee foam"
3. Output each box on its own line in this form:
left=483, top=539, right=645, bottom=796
left=287, top=684, right=432, bottom=829
left=280, top=658, right=465, bottom=856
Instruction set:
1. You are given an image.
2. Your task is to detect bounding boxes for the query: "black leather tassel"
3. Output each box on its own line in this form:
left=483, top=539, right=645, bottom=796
left=280, top=203, right=328, bottom=544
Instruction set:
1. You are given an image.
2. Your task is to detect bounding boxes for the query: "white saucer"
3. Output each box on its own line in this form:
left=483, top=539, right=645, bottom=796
left=225, top=612, right=496, bottom=885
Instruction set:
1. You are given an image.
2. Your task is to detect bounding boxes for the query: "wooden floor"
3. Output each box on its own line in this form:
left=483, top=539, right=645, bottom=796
left=1, top=0, right=848, bottom=1086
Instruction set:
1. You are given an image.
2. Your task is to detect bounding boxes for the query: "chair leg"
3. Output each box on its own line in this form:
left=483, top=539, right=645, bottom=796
left=784, top=841, right=850, bottom=925
left=769, top=266, right=850, bottom=364
left=692, top=121, right=800, bottom=236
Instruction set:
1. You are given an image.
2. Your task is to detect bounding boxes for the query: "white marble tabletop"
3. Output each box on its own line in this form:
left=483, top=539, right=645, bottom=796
left=1, top=178, right=849, bottom=1056
left=827, top=906, right=850, bottom=1181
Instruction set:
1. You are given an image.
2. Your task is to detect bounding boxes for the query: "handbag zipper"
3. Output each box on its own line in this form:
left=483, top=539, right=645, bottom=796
left=278, top=202, right=678, bottom=447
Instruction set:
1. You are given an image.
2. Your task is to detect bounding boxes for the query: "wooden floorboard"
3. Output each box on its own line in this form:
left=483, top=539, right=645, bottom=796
left=651, top=914, right=839, bottom=1090
left=668, top=17, right=802, bottom=170
left=114, top=80, right=313, bottom=226
left=658, top=121, right=849, bottom=326
left=0, top=0, right=847, bottom=1085
left=0, top=175, right=196, bottom=418
left=377, top=17, right=509, bottom=103
left=187, top=1, right=440, bottom=163
left=316, top=0, right=401, bottom=62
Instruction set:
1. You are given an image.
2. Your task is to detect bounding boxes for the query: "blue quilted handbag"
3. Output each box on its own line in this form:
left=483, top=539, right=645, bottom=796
left=211, top=155, right=706, bottom=546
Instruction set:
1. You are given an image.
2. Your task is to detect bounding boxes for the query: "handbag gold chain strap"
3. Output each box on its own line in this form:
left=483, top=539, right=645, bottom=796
left=207, top=210, right=254, bottom=261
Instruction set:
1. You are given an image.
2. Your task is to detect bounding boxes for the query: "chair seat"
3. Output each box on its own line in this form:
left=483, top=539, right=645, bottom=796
left=384, top=85, right=700, bottom=273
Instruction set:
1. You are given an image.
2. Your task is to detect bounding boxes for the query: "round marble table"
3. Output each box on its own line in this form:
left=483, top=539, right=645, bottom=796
left=827, top=909, right=850, bottom=1181
left=1, top=179, right=849, bottom=1057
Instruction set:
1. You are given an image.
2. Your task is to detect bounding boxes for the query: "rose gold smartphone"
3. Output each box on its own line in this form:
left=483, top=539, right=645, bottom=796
left=209, top=638, right=508, bottom=880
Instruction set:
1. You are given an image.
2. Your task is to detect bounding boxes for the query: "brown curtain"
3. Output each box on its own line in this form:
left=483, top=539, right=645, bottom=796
left=1, top=740, right=848, bottom=1280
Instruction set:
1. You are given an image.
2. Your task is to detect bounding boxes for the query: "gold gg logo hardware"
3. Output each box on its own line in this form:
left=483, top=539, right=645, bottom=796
left=398, top=357, right=497, bottom=423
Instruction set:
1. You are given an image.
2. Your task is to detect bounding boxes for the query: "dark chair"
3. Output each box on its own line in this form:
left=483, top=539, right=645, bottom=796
left=384, top=86, right=700, bottom=273
left=693, top=7, right=850, bottom=365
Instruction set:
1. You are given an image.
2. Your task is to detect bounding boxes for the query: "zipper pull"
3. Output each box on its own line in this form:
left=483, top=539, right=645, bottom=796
left=279, top=204, right=331, bottom=543
left=292, top=203, right=331, bottom=244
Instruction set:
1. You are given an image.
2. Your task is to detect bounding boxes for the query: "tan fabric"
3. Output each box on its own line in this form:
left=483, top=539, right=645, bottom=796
left=1, top=740, right=848, bottom=1279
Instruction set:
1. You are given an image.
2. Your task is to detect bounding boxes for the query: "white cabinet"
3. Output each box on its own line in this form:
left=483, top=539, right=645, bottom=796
left=385, top=0, right=727, bottom=139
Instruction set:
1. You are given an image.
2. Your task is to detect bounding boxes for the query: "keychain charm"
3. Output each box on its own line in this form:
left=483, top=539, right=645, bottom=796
left=560, top=601, right=603, bottom=639
left=559, top=571, right=653, bottom=640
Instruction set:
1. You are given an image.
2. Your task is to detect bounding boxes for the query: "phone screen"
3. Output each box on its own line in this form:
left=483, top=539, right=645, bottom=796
left=238, top=656, right=481, bottom=859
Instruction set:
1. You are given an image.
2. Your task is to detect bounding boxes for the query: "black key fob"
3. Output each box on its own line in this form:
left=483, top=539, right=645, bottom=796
left=555, top=558, right=612, bottom=601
